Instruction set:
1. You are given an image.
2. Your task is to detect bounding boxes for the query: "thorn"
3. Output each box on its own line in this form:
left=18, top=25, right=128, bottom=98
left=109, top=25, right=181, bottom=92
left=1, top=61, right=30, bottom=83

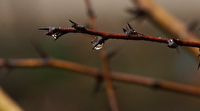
left=38, top=27, right=49, bottom=30
left=122, top=28, right=127, bottom=34
left=69, top=20, right=86, bottom=31
left=69, top=19, right=79, bottom=28
left=123, top=23, right=138, bottom=35
left=127, top=23, right=133, bottom=30
left=69, top=19, right=77, bottom=25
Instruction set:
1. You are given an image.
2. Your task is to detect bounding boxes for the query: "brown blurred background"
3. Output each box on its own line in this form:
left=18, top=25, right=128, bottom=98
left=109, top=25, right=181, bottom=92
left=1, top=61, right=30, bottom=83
left=1, top=0, right=200, bottom=111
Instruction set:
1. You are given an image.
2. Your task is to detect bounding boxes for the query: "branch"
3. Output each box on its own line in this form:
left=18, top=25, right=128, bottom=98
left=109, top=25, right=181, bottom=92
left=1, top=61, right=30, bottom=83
left=1, top=58, right=200, bottom=97
left=131, top=0, right=200, bottom=56
left=85, top=0, right=97, bottom=30
left=101, top=49, right=119, bottom=111
left=38, top=20, right=200, bottom=50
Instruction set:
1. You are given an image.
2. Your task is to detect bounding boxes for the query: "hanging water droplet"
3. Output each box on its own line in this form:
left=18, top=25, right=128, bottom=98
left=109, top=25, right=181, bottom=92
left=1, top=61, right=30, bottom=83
left=93, top=43, right=104, bottom=50
left=91, top=36, right=104, bottom=50
left=52, top=34, right=57, bottom=40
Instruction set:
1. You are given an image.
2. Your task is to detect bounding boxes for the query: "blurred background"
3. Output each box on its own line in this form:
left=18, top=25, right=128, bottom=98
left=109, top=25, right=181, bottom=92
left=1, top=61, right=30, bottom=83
left=1, top=0, right=200, bottom=111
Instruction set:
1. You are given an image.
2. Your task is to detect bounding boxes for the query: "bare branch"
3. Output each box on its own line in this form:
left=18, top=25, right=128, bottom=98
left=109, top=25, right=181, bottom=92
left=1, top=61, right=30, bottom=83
left=1, top=58, right=200, bottom=97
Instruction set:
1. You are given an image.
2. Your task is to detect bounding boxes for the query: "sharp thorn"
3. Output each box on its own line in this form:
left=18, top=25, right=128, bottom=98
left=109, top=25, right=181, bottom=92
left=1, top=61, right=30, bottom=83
left=38, top=27, right=49, bottom=30
left=127, top=23, right=133, bottom=30
left=122, top=28, right=127, bottom=33
left=69, top=19, right=77, bottom=24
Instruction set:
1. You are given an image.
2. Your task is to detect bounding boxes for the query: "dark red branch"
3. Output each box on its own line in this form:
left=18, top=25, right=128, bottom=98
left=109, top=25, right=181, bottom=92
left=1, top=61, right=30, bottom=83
left=39, top=24, right=200, bottom=48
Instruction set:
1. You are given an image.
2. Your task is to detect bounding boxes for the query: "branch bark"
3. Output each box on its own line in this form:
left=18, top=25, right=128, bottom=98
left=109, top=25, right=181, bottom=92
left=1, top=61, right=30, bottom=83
left=39, top=24, right=200, bottom=49
left=1, top=58, right=200, bottom=97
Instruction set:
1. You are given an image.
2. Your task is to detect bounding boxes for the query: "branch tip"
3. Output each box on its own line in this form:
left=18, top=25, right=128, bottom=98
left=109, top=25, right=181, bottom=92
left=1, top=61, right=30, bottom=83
left=38, top=27, right=49, bottom=30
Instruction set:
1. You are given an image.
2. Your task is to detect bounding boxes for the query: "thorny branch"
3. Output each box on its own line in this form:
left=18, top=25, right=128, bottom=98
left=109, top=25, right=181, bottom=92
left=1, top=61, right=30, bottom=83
left=2, top=0, right=200, bottom=110
left=38, top=20, right=200, bottom=50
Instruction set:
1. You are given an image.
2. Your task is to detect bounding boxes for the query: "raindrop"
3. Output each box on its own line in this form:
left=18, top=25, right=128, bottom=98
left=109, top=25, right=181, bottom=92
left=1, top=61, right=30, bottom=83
left=93, top=43, right=104, bottom=50
left=91, top=36, right=104, bottom=50
left=52, top=34, right=57, bottom=40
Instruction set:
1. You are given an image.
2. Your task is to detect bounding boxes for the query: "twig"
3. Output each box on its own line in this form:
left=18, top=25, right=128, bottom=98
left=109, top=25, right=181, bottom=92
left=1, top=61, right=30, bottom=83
left=131, top=0, right=200, bottom=56
left=1, top=58, right=200, bottom=96
left=85, top=0, right=97, bottom=29
left=101, top=50, right=120, bottom=111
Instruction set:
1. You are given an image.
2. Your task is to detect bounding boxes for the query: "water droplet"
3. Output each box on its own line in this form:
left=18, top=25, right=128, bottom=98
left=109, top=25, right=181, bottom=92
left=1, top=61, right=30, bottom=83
left=52, top=34, right=57, bottom=39
left=93, top=43, right=104, bottom=50
left=91, top=36, right=104, bottom=50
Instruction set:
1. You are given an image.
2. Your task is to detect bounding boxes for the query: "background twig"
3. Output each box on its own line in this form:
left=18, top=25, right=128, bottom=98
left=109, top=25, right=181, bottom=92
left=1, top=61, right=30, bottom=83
left=1, top=58, right=200, bottom=96
left=132, top=0, right=200, bottom=57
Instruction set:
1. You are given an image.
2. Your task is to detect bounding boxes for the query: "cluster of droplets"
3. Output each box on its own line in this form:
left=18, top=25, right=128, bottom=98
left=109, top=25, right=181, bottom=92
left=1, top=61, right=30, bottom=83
left=52, top=34, right=58, bottom=40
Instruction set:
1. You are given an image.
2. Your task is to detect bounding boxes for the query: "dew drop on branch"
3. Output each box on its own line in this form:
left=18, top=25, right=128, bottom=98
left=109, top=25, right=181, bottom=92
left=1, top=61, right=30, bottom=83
left=52, top=34, right=58, bottom=40
left=93, top=43, right=104, bottom=50
left=91, top=36, right=104, bottom=50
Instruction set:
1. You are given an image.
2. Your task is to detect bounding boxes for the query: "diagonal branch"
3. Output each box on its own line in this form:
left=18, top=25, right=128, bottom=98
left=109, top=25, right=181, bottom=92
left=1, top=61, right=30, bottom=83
left=131, top=0, right=200, bottom=56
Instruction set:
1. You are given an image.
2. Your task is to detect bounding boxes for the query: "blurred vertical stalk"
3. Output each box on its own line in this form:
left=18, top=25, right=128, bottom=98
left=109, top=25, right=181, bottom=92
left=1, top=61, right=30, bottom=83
left=101, top=50, right=120, bottom=111
left=85, top=0, right=119, bottom=110
left=85, top=0, right=97, bottom=30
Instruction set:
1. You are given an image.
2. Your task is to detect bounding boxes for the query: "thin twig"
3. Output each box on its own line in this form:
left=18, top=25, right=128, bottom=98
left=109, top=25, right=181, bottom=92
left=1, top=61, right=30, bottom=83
left=101, top=50, right=120, bottom=111
left=85, top=0, right=97, bottom=30
left=1, top=58, right=200, bottom=96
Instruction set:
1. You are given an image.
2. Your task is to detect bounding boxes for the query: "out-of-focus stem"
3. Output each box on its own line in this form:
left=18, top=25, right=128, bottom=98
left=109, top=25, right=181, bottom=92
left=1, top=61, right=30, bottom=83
left=132, top=0, right=200, bottom=57
left=0, top=86, right=24, bottom=111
